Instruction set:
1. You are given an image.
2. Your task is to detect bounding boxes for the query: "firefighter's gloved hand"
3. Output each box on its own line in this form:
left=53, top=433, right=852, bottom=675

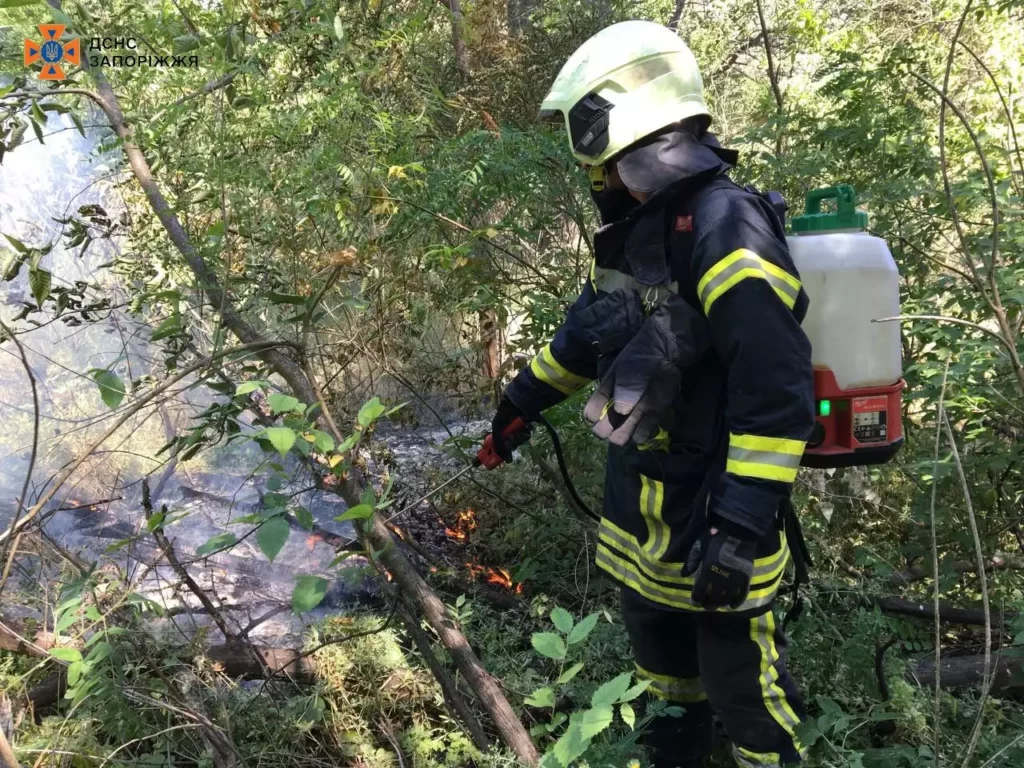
left=686, top=520, right=758, bottom=610
left=490, top=397, right=525, bottom=463
left=583, top=293, right=709, bottom=447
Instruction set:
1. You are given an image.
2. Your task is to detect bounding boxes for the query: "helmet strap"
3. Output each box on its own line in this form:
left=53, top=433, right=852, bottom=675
left=588, top=165, right=606, bottom=191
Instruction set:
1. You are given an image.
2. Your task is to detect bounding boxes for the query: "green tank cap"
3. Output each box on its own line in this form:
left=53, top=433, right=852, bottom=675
left=790, top=184, right=869, bottom=233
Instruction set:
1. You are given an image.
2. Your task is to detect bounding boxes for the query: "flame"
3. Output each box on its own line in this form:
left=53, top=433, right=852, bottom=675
left=464, top=562, right=523, bottom=594
left=442, top=508, right=477, bottom=543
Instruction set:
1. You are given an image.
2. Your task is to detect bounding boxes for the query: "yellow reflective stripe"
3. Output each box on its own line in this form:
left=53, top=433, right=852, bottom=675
left=751, top=612, right=803, bottom=750
left=637, top=427, right=671, bottom=452
left=733, top=746, right=782, bottom=767
left=529, top=344, right=590, bottom=395
left=639, top=475, right=670, bottom=560
left=597, top=543, right=783, bottom=613
left=730, top=433, right=806, bottom=456
left=727, top=458, right=799, bottom=483
left=598, top=525, right=695, bottom=585
left=598, top=518, right=789, bottom=586
left=589, top=259, right=597, bottom=292
left=635, top=664, right=707, bottom=703
left=595, top=546, right=700, bottom=610
left=696, top=248, right=801, bottom=314
left=727, top=434, right=806, bottom=483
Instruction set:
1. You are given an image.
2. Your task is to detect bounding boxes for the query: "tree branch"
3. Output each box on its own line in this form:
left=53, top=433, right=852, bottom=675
left=0, top=318, right=40, bottom=601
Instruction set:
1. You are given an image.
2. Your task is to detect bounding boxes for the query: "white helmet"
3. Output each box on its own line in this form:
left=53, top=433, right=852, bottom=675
left=540, top=20, right=710, bottom=166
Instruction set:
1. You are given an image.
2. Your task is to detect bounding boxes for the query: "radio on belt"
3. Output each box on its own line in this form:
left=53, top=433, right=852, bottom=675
left=787, top=185, right=906, bottom=468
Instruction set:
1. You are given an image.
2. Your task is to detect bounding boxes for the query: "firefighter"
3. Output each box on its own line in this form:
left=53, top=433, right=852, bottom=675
left=488, top=20, right=815, bottom=768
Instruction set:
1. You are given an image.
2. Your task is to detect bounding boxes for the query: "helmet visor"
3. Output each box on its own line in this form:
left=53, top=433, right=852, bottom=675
left=567, top=92, right=614, bottom=159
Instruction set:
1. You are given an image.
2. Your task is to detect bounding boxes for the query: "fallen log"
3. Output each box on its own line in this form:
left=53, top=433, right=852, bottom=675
left=875, top=596, right=1015, bottom=626
left=889, top=553, right=1024, bottom=587
left=910, top=653, right=1024, bottom=696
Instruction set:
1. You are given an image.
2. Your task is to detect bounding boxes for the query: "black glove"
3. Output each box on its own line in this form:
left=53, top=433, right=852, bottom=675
left=490, top=397, right=524, bottom=463
left=685, top=519, right=758, bottom=610
left=583, top=293, right=709, bottom=447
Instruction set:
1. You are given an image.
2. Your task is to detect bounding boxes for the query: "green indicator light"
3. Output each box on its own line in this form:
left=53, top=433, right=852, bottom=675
left=819, top=400, right=832, bottom=417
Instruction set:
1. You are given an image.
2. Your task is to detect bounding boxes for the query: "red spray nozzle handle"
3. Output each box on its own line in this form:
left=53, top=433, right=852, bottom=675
left=476, top=417, right=530, bottom=470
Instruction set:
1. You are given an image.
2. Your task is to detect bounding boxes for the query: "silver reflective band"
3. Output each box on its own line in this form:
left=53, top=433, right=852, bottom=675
left=591, top=265, right=678, bottom=304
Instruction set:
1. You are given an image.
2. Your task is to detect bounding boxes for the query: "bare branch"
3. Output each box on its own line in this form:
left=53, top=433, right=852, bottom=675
left=0, top=318, right=40, bottom=600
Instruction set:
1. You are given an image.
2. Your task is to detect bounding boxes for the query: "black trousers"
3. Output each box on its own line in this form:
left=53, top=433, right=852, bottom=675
left=620, top=587, right=806, bottom=767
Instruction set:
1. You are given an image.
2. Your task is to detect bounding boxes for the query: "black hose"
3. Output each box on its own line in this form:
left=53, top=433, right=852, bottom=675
left=536, top=414, right=600, bottom=522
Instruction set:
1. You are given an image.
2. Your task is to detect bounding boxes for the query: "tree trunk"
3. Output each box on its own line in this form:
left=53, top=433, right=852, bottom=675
left=448, top=0, right=471, bottom=80
left=668, top=0, right=687, bottom=31
left=479, top=307, right=501, bottom=402
left=910, top=653, right=1024, bottom=696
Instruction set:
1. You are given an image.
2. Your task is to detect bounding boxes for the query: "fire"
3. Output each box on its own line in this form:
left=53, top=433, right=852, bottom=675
left=465, top=563, right=524, bottom=595
left=442, top=508, right=477, bottom=543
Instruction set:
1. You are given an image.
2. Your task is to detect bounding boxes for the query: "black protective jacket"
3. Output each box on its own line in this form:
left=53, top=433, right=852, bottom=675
left=505, top=131, right=814, bottom=543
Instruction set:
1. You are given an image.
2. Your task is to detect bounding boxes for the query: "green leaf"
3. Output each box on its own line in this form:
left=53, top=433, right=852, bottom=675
left=55, top=610, right=78, bottom=633
left=2, top=234, right=27, bottom=253
left=551, top=723, right=588, bottom=768
left=266, top=475, right=284, bottom=491
left=92, top=370, right=125, bottom=410
left=293, top=506, right=314, bottom=530
left=2, top=248, right=27, bottom=281
left=31, top=100, right=45, bottom=125
left=620, top=702, right=636, bottom=729
left=267, top=393, right=302, bottom=414
left=531, top=632, right=566, bottom=660
left=578, top=704, right=614, bottom=739
left=335, top=503, right=373, bottom=521
left=257, top=516, right=290, bottom=562
left=550, top=606, right=574, bottom=635
left=591, top=671, right=633, bottom=707
left=49, top=647, right=82, bottom=663
left=71, top=113, right=86, bottom=138
left=173, top=35, right=201, bottom=54
left=0, top=0, right=42, bottom=6
left=357, top=396, right=387, bottom=428
left=235, top=381, right=266, bottom=396
left=196, top=531, right=237, bottom=556
left=620, top=679, right=652, bottom=701
left=264, top=427, right=296, bottom=456
left=263, top=492, right=288, bottom=509
left=67, top=660, right=83, bottom=687
left=524, top=686, right=555, bottom=708
left=556, top=661, right=585, bottom=685
left=566, top=612, right=599, bottom=645
left=267, top=291, right=307, bottom=305
left=292, top=575, right=328, bottom=613
left=29, top=267, right=51, bottom=305
left=29, top=117, right=44, bottom=145
left=309, top=429, right=335, bottom=453
left=86, top=641, right=113, bottom=663
left=150, top=314, right=184, bottom=341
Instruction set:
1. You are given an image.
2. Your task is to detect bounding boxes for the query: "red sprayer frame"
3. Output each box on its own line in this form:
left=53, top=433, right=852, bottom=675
left=801, top=369, right=906, bottom=469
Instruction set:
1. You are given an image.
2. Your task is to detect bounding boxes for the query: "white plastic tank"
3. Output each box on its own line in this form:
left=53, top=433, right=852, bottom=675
left=786, top=185, right=902, bottom=391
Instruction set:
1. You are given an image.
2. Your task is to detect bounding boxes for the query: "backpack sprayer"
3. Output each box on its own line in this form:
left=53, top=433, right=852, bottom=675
left=786, top=185, right=906, bottom=468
